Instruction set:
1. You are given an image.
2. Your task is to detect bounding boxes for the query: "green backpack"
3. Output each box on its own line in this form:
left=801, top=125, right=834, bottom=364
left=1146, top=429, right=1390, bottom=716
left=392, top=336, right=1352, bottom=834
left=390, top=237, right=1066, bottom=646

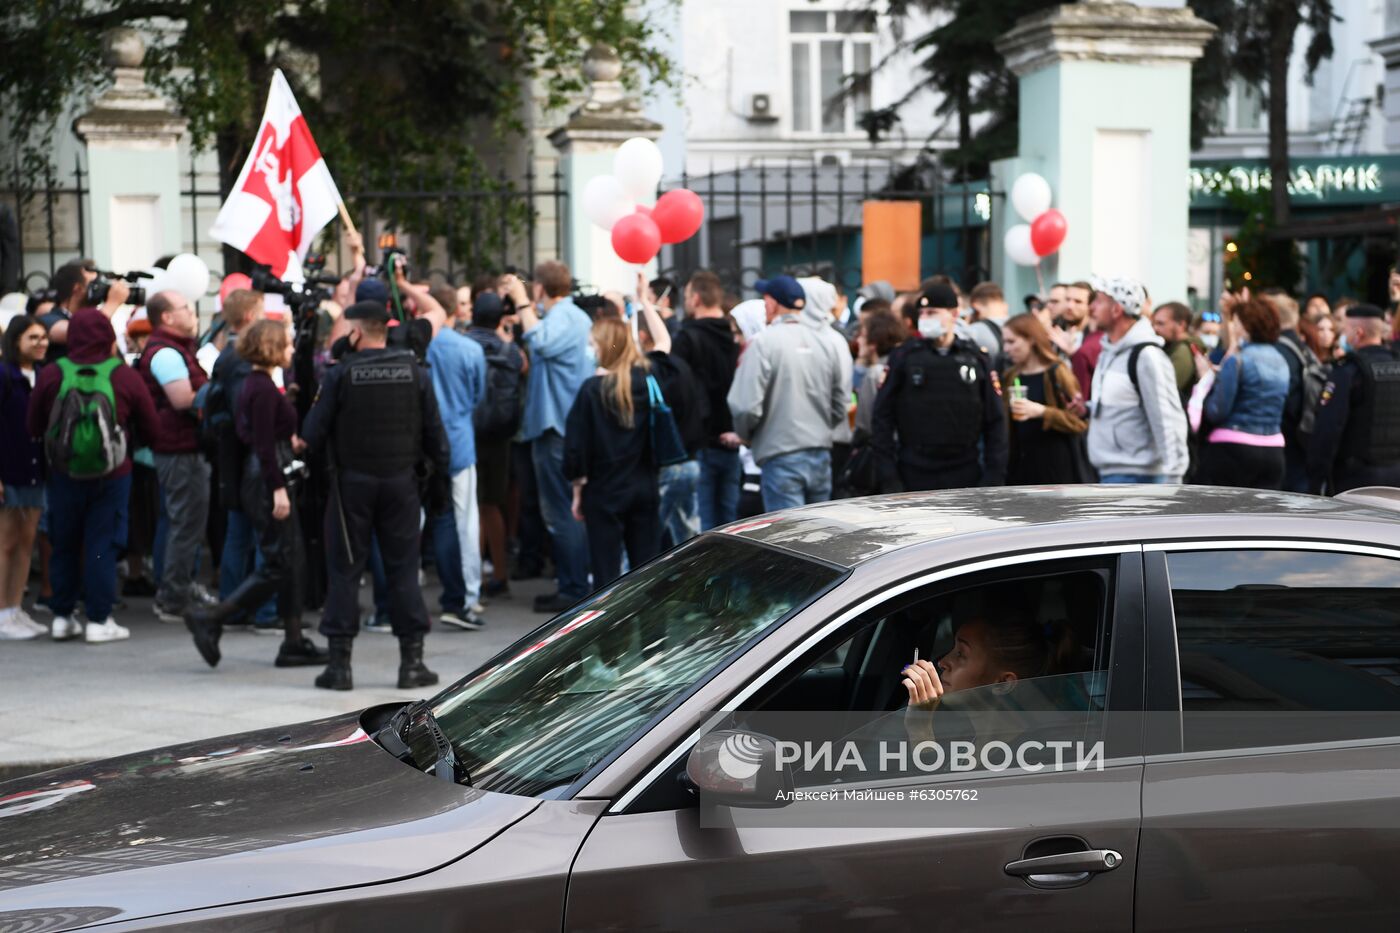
left=44, top=357, right=129, bottom=479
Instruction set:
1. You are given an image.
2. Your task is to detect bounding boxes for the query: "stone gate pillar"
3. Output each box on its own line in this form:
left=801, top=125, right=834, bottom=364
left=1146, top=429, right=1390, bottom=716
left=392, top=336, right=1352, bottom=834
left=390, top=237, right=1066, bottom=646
left=549, top=44, right=662, bottom=294
left=992, top=2, right=1214, bottom=304
left=74, top=27, right=188, bottom=272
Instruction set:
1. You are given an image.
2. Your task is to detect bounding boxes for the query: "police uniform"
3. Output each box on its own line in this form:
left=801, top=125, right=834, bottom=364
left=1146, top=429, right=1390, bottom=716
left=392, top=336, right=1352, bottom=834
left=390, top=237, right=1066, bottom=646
left=872, top=287, right=1008, bottom=491
left=1306, top=312, right=1400, bottom=494
left=301, top=301, right=451, bottom=690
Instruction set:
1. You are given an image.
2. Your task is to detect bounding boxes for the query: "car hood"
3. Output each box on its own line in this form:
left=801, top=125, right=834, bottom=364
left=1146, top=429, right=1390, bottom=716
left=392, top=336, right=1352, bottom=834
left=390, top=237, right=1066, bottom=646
left=0, top=711, right=539, bottom=929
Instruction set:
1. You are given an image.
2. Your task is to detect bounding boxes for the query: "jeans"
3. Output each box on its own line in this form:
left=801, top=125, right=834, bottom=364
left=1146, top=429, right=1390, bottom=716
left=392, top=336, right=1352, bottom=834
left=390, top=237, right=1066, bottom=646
left=696, top=447, right=741, bottom=530
left=153, top=451, right=211, bottom=609
left=1099, top=473, right=1175, bottom=484
left=658, top=459, right=700, bottom=546
left=760, top=448, right=832, bottom=512
left=47, top=471, right=131, bottom=623
left=431, top=510, right=465, bottom=613
left=531, top=431, right=590, bottom=598
left=219, top=509, right=276, bottom=623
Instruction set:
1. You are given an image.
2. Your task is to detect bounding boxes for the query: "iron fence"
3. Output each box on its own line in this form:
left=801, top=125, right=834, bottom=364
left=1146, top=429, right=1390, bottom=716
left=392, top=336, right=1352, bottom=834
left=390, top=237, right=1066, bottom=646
left=3, top=155, right=88, bottom=292
left=657, top=160, right=1000, bottom=297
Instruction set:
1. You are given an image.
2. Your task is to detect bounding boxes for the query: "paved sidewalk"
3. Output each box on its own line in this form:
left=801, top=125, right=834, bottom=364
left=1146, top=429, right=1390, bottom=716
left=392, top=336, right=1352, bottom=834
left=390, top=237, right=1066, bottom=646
left=0, top=576, right=556, bottom=773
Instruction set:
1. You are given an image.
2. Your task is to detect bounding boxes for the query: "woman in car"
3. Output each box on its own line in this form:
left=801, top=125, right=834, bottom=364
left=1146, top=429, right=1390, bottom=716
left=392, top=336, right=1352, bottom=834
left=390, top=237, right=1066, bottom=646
left=900, top=614, right=1078, bottom=711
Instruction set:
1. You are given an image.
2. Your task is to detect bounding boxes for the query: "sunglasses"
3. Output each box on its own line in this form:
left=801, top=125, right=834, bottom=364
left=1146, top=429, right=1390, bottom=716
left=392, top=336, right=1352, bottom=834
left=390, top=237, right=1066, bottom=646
left=1200, top=312, right=1222, bottom=323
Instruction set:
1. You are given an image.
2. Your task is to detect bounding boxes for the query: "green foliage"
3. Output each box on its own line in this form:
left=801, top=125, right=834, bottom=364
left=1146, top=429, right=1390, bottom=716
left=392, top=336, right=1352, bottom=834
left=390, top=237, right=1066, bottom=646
left=1, top=0, right=672, bottom=205
left=1223, top=186, right=1303, bottom=291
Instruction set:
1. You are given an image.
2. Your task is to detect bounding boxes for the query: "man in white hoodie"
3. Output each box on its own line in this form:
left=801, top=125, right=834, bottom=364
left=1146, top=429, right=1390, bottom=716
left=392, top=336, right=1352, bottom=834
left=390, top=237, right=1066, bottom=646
left=1085, top=276, right=1189, bottom=483
left=728, top=275, right=851, bottom=511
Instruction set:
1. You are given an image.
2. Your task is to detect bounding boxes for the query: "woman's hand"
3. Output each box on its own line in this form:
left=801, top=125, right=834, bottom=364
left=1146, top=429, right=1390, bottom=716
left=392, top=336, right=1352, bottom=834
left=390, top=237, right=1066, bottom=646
left=571, top=483, right=585, bottom=522
left=272, top=488, right=291, bottom=521
left=902, top=659, right=944, bottom=710
left=1192, top=346, right=1215, bottom=380
left=291, top=434, right=307, bottom=454
left=1011, top=398, right=1045, bottom=421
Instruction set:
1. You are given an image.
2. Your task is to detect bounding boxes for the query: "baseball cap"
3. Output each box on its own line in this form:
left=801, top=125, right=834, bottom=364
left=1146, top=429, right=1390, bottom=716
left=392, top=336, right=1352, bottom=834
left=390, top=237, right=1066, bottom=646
left=918, top=282, right=959, bottom=311
left=344, top=300, right=390, bottom=324
left=754, top=275, right=806, bottom=310
left=1346, top=303, right=1385, bottom=320
left=355, top=278, right=390, bottom=305
left=1089, top=275, right=1147, bottom=317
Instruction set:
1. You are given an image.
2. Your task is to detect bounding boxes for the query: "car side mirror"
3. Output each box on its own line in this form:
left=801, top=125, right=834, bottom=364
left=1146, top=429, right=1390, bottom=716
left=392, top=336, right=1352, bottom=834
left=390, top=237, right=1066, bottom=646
left=684, top=730, right=794, bottom=809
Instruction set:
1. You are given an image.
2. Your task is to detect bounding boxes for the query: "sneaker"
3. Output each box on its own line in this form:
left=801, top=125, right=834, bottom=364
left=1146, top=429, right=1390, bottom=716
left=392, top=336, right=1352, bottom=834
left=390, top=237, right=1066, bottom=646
left=13, top=609, right=47, bottom=636
left=190, top=582, right=219, bottom=606
left=153, top=601, right=186, bottom=624
left=0, top=610, right=40, bottom=641
left=440, top=609, right=485, bottom=631
left=84, top=618, right=131, bottom=643
left=363, top=614, right=393, bottom=634
left=51, top=615, right=82, bottom=641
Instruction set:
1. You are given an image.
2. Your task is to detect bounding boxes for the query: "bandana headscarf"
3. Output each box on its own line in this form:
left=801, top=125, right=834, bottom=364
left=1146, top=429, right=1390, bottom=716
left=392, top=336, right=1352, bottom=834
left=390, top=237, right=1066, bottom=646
left=1090, top=275, right=1147, bottom=318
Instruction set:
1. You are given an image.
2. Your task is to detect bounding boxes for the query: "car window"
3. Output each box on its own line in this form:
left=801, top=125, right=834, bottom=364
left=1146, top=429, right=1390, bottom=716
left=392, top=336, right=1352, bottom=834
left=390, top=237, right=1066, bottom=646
left=427, top=536, right=844, bottom=797
left=740, top=559, right=1117, bottom=785
left=1167, top=549, right=1400, bottom=752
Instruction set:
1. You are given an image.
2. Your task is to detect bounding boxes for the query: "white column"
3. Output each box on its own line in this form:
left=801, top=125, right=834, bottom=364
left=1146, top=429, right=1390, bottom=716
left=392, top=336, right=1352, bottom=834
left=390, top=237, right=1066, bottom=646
left=548, top=44, right=663, bottom=294
left=73, top=28, right=188, bottom=272
left=992, top=2, right=1215, bottom=304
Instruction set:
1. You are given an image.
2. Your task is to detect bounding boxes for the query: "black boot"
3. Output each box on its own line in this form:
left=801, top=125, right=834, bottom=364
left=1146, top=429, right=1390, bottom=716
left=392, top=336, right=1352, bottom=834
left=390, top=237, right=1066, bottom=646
left=275, top=631, right=329, bottom=668
left=397, top=635, right=439, bottom=689
left=183, top=603, right=237, bottom=668
left=315, top=636, right=354, bottom=690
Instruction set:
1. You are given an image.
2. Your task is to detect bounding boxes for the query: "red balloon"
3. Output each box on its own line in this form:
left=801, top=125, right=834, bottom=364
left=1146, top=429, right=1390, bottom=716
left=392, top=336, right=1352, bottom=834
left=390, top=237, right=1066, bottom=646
left=611, top=213, right=662, bottom=264
left=219, top=272, right=252, bottom=304
left=651, top=188, right=705, bottom=244
left=1030, top=209, right=1068, bottom=257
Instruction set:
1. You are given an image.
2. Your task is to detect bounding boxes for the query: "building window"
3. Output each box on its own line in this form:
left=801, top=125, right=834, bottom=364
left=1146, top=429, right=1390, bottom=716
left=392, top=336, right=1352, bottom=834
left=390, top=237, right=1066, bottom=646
left=1226, top=77, right=1267, bottom=132
left=789, top=9, right=875, bottom=135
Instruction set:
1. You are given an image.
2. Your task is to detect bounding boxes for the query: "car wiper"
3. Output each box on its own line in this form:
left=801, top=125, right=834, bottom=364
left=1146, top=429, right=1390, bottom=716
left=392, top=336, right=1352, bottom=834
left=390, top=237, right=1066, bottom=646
left=376, top=700, right=470, bottom=786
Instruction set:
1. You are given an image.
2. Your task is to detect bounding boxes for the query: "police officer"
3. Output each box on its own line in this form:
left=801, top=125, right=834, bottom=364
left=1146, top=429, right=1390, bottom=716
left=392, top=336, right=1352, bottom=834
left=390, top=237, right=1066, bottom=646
left=1306, top=303, right=1400, bottom=494
left=302, top=300, right=451, bottom=690
left=872, top=283, right=1008, bottom=490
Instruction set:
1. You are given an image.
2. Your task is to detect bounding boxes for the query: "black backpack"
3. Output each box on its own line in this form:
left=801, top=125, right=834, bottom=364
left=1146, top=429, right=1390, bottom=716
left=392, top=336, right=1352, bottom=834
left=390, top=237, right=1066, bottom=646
left=474, top=343, right=523, bottom=441
left=1277, top=336, right=1330, bottom=438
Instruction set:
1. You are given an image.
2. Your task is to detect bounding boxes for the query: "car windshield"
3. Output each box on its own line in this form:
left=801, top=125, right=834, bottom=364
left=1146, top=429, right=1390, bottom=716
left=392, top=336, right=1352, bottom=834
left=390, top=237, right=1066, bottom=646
left=430, top=536, right=844, bottom=797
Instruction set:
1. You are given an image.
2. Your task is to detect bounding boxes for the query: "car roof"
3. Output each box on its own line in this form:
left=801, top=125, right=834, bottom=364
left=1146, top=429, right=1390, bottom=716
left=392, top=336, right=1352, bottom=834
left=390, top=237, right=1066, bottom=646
left=718, top=485, right=1400, bottom=568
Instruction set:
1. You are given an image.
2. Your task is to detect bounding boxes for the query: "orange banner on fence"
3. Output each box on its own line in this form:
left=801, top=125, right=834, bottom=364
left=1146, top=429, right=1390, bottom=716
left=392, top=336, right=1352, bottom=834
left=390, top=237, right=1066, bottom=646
left=862, top=200, right=921, bottom=291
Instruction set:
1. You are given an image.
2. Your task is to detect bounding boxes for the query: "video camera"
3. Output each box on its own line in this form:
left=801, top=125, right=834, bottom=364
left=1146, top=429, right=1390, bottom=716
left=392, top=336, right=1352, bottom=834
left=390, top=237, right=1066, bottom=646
left=366, top=232, right=409, bottom=284
left=85, top=269, right=154, bottom=307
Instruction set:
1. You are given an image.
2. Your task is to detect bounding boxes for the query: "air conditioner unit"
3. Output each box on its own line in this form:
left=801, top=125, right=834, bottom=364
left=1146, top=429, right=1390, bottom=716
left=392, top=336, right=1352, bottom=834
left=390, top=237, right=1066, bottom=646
left=747, top=93, right=779, bottom=123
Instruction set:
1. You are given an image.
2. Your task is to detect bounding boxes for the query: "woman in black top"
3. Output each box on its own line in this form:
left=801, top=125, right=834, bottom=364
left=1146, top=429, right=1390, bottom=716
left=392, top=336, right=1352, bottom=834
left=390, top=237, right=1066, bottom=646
left=185, top=320, right=325, bottom=668
left=1000, top=314, right=1088, bottom=485
left=564, top=316, right=661, bottom=589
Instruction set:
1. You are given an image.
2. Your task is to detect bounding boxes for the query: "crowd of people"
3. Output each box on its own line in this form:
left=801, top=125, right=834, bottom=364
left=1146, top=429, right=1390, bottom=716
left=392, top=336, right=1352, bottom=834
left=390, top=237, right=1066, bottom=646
left=2, top=247, right=1398, bottom=691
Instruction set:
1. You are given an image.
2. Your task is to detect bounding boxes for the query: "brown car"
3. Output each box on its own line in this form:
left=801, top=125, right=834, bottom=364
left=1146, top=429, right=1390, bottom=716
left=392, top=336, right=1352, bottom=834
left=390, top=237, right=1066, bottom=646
left=6, top=485, right=1400, bottom=931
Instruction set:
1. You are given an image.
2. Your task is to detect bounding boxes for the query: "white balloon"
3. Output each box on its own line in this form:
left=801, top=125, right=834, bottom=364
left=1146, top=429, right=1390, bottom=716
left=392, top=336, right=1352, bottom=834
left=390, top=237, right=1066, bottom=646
left=164, top=253, right=211, bottom=304
left=1010, top=172, right=1052, bottom=223
left=581, top=174, right=635, bottom=231
left=1004, top=224, right=1039, bottom=267
left=612, top=137, right=664, bottom=204
left=141, top=266, right=170, bottom=297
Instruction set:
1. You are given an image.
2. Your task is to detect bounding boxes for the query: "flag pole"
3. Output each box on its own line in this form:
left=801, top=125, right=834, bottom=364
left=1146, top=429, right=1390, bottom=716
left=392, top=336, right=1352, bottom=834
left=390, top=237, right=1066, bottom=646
left=337, top=201, right=359, bottom=238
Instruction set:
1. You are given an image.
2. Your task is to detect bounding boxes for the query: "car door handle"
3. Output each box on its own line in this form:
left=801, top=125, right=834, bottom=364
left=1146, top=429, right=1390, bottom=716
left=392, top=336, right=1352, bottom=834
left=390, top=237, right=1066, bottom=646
left=1004, top=849, right=1123, bottom=887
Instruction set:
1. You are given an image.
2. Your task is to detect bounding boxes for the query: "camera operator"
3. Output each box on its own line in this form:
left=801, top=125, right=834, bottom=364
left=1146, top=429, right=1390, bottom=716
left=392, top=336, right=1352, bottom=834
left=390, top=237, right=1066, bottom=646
left=40, top=259, right=128, bottom=363
left=301, top=299, right=450, bottom=691
left=184, top=319, right=328, bottom=669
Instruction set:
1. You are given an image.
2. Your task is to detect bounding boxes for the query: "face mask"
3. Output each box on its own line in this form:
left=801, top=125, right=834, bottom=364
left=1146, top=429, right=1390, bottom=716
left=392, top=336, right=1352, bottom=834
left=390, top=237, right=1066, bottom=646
left=1339, top=334, right=1352, bottom=354
left=918, top=316, right=944, bottom=340
left=1199, top=333, right=1219, bottom=350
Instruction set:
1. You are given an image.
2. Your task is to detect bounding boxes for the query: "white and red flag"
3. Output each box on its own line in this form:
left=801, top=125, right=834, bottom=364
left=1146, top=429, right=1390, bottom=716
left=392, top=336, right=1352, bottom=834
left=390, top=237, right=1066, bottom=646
left=209, top=69, right=342, bottom=283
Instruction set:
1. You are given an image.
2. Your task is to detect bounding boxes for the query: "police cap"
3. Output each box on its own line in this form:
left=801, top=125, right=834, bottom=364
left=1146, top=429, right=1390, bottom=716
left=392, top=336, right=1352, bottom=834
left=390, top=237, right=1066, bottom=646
left=1347, top=303, right=1385, bottom=320
left=919, top=283, right=958, bottom=310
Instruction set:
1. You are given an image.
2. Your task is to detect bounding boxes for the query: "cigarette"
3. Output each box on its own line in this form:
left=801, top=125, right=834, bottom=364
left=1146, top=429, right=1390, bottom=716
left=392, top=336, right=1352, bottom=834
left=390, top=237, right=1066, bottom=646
left=914, top=647, right=919, bottom=664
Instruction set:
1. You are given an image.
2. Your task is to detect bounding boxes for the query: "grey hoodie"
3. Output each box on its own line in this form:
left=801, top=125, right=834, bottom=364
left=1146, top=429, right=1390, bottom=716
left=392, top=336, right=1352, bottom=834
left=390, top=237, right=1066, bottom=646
left=1087, top=316, right=1189, bottom=480
left=727, top=296, right=851, bottom=466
